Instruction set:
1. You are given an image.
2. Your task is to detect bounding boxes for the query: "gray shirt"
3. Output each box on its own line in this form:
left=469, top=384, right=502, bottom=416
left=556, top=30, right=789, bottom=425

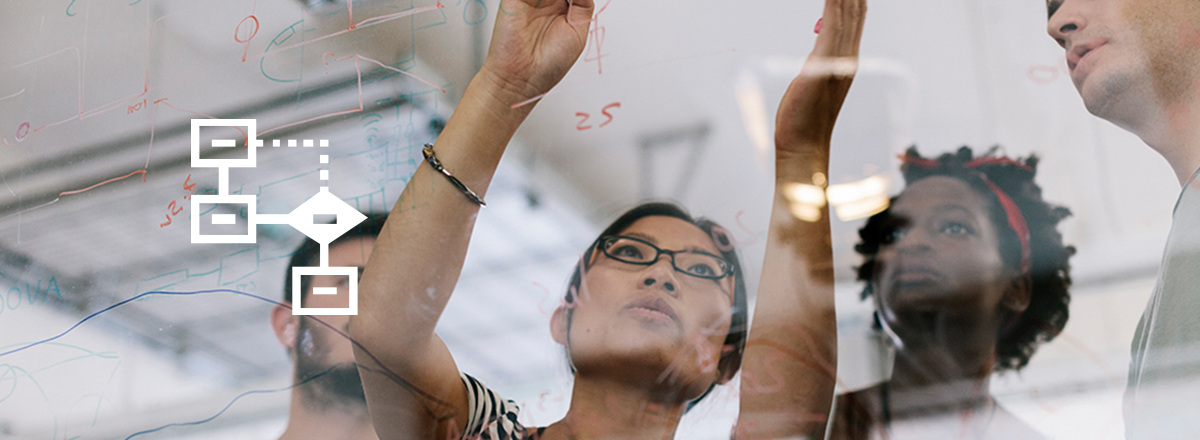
left=1125, top=166, right=1200, bottom=439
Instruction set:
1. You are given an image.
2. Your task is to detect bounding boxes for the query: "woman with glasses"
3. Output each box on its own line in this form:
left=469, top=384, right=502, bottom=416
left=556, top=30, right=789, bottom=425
left=347, top=1, right=747, bottom=437
left=348, top=0, right=862, bottom=438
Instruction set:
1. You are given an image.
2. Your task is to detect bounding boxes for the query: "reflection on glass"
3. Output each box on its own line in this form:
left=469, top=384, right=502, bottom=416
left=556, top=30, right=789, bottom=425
left=831, top=147, right=1075, bottom=439
left=270, top=217, right=384, bottom=440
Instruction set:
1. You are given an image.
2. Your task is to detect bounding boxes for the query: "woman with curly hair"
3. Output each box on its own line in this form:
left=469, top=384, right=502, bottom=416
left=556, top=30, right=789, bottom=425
left=829, top=146, right=1076, bottom=439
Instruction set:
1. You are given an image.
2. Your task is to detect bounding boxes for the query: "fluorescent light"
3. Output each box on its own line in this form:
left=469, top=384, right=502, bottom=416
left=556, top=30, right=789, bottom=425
left=827, top=175, right=892, bottom=221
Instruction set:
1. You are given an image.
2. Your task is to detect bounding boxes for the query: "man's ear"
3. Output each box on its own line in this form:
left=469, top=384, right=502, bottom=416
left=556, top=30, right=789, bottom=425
left=550, top=305, right=571, bottom=347
left=271, top=303, right=298, bottom=349
left=1001, top=274, right=1032, bottom=314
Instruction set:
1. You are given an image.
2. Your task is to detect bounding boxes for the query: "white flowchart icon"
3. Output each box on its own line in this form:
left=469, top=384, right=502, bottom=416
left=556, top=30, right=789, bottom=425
left=190, top=119, right=366, bottom=316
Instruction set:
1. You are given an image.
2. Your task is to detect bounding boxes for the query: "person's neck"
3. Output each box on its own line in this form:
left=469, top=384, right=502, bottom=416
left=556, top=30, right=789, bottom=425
left=277, top=391, right=376, bottom=440
left=543, top=375, right=688, bottom=440
left=885, top=344, right=994, bottom=418
left=1128, top=92, right=1200, bottom=186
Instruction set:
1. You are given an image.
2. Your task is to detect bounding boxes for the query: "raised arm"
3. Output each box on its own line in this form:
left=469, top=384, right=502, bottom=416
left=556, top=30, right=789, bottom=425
left=737, top=0, right=865, bottom=438
left=349, top=1, right=594, bottom=438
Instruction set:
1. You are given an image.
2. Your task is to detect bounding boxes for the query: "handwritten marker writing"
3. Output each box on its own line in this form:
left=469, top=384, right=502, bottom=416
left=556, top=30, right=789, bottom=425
left=575, top=102, right=621, bottom=131
left=15, top=122, right=30, bottom=141
left=234, top=15, right=260, bottom=62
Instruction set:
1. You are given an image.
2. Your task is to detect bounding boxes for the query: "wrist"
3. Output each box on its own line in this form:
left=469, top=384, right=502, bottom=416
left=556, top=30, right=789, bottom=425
left=775, top=147, right=830, bottom=184
left=445, top=69, right=539, bottom=139
left=475, top=64, right=545, bottom=111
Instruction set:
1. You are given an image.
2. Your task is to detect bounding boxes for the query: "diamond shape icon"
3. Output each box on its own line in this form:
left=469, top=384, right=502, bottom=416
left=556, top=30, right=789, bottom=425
left=287, top=187, right=367, bottom=244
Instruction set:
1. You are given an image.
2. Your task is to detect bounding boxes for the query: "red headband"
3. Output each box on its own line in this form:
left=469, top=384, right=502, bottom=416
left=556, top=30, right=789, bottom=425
left=898, top=154, right=1033, bottom=275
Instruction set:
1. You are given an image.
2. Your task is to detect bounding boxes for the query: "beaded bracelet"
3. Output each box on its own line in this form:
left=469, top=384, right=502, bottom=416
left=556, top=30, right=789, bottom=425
left=422, top=143, right=487, bottom=207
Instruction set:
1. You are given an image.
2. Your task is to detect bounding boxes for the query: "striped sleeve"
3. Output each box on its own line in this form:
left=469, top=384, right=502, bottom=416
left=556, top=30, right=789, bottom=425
left=460, top=372, right=527, bottom=440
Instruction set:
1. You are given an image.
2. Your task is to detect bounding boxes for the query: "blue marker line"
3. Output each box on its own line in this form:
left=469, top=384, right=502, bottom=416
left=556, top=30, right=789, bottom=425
left=124, top=364, right=341, bottom=439
left=0, top=289, right=282, bottom=359
left=2, top=288, right=458, bottom=433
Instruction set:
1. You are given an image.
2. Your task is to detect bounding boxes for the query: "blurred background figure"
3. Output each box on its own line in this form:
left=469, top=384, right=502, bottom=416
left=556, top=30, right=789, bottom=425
left=269, top=216, right=386, bottom=440
left=830, top=147, right=1075, bottom=440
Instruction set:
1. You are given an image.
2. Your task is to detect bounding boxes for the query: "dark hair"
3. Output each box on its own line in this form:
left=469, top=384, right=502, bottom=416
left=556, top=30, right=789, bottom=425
left=564, top=202, right=749, bottom=406
left=283, top=213, right=389, bottom=304
left=855, top=146, right=1075, bottom=371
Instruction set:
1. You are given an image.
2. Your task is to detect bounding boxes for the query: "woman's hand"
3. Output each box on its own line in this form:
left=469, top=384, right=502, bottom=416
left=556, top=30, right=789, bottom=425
left=477, top=0, right=596, bottom=105
left=775, top=0, right=866, bottom=159
left=351, top=4, right=598, bottom=439
left=738, top=1, right=866, bottom=439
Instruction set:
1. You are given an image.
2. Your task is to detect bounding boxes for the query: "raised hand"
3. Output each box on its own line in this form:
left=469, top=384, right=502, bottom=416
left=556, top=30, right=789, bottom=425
left=350, top=3, right=599, bottom=439
left=478, top=0, right=596, bottom=105
left=775, top=0, right=866, bottom=158
left=738, top=1, right=867, bottom=439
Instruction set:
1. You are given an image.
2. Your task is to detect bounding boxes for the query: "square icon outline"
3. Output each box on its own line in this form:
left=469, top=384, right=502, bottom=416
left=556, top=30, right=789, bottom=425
left=191, top=194, right=256, bottom=244
left=191, top=119, right=257, bottom=169
left=292, top=266, right=358, bottom=315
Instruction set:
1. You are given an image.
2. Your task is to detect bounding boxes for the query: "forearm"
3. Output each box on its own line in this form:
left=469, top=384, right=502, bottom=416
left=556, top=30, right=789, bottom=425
left=353, top=70, right=535, bottom=359
left=737, top=0, right=863, bottom=434
left=348, top=2, right=594, bottom=437
left=349, top=71, right=541, bottom=438
left=738, top=162, right=839, bottom=439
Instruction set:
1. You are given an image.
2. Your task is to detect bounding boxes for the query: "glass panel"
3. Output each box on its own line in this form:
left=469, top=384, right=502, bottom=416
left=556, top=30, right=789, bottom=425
left=0, top=1, right=1192, bottom=439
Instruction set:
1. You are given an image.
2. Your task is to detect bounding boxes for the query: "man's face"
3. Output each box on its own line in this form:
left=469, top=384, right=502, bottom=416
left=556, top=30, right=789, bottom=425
left=1046, top=0, right=1200, bottom=126
left=293, top=236, right=376, bottom=408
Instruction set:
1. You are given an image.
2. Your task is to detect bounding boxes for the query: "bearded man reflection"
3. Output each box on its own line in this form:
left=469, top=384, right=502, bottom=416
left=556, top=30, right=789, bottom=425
left=269, top=216, right=385, bottom=440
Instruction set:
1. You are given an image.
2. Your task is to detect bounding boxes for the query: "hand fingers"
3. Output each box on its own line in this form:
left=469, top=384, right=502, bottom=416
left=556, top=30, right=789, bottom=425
left=804, top=0, right=866, bottom=80
left=814, top=0, right=867, bottom=58
left=566, top=0, right=596, bottom=10
left=565, top=0, right=597, bottom=27
left=512, top=0, right=594, bottom=15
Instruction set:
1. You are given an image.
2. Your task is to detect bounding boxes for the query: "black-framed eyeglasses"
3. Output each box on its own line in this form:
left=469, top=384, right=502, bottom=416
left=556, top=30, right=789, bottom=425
left=597, top=235, right=733, bottom=280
